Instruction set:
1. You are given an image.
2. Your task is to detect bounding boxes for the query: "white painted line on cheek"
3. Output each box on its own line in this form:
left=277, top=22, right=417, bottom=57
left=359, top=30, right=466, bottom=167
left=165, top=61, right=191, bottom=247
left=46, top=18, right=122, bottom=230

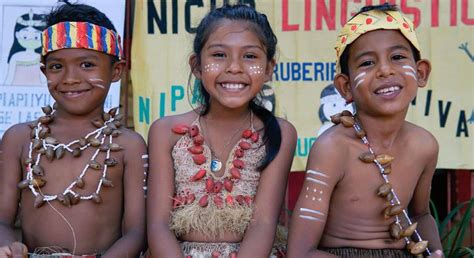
left=355, top=79, right=365, bottom=88
left=354, top=72, right=366, bottom=81
left=89, top=78, right=104, bottom=82
left=402, top=65, right=416, bottom=74
left=92, top=84, right=105, bottom=89
left=404, top=72, right=417, bottom=81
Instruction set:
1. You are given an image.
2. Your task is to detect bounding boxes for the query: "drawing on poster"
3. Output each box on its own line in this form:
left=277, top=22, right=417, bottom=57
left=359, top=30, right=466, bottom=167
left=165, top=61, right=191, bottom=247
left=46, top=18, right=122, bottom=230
left=317, top=83, right=354, bottom=136
left=3, top=8, right=47, bottom=86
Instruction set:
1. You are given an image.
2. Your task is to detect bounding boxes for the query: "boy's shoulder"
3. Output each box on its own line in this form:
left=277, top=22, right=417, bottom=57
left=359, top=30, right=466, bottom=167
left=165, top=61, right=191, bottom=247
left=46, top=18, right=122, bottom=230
left=403, top=121, right=438, bottom=154
left=115, top=127, right=146, bottom=146
left=2, top=122, right=34, bottom=145
left=314, top=123, right=355, bottom=151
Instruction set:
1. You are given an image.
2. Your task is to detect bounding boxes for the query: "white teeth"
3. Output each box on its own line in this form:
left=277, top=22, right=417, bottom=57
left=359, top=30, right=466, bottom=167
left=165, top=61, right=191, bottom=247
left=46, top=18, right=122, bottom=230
left=376, top=86, right=400, bottom=94
left=221, top=83, right=245, bottom=89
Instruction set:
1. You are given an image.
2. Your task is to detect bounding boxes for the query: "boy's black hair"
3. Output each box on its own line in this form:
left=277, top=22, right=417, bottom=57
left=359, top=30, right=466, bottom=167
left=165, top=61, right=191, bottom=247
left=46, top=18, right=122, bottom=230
left=339, top=3, right=421, bottom=76
left=190, top=4, right=281, bottom=171
left=43, top=0, right=119, bottom=63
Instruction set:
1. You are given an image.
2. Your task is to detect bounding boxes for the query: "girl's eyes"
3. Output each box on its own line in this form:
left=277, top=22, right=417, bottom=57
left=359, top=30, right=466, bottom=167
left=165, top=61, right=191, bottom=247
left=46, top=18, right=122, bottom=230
left=212, top=52, right=226, bottom=58
left=244, top=53, right=257, bottom=59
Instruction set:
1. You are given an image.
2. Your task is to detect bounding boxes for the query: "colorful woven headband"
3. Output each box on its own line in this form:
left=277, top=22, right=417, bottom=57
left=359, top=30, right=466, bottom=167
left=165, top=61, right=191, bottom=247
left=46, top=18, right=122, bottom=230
left=41, top=21, right=124, bottom=59
left=335, top=9, right=420, bottom=73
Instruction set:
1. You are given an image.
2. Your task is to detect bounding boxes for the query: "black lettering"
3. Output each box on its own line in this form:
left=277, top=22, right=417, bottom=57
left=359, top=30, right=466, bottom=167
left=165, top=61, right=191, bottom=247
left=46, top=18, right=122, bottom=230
left=456, top=110, right=469, bottom=137
left=148, top=0, right=167, bottom=34
left=438, top=100, right=451, bottom=127
left=424, top=90, right=432, bottom=116
left=172, top=0, right=178, bottom=34
left=185, top=0, right=204, bottom=33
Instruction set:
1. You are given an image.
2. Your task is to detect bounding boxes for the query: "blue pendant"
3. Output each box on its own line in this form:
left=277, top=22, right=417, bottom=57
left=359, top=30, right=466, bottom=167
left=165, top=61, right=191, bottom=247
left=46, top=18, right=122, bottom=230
left=210, top=158, right=222, bottom=172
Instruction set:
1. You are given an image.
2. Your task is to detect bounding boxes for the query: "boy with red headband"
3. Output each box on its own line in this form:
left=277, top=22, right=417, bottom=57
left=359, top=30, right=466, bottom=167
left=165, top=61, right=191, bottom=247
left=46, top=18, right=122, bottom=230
left=0, top=2, right=146, bottom=257
left=288, top=4, right=443, bottom=258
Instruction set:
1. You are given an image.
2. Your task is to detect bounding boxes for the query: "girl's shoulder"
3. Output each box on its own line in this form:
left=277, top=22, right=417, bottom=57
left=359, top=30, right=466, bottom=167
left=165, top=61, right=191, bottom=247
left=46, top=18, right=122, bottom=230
left=275, top=117, right=297, bottom=138
left=149, top=110, right=200, bottom=132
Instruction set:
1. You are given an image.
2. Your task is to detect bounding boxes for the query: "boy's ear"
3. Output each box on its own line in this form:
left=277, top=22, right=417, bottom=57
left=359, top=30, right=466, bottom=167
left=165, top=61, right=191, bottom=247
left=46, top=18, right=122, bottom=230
left=416, top=59, right=431, bottom=88
left=189, top=54, right=201, bottom=79
left=334, top=73, right=353, bottom=102
left=264, top=59, right=276, bottom=82
left=111, top=60, right=126, bottom=82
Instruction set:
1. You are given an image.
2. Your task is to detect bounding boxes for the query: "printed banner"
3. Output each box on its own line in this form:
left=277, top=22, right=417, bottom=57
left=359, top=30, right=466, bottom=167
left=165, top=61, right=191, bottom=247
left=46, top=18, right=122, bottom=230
left=0, top=0, right=126, bottom=137
left=131, top=0, right=474, bottom=170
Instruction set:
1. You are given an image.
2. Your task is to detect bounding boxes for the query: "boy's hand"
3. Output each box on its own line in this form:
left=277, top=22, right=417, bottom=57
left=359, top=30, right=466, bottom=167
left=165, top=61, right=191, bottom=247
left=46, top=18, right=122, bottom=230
left=10, top=242, right=28, bottom=258
left=0, top=245, right=12, bottom=257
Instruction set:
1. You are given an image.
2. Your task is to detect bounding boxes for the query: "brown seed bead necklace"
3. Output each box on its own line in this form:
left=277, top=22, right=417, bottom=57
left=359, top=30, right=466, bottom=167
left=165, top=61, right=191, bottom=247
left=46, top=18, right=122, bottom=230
left=19, top=105, right=123, bottom=208
left=332, top=110, right=431, bottom=257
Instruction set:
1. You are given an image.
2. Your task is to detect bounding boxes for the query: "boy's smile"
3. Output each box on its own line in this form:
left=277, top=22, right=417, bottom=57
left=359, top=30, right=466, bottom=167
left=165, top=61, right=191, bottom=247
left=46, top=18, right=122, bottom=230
left=337, top=29, right=430, bottom=116
left=41, top=48, right=123, bottom=116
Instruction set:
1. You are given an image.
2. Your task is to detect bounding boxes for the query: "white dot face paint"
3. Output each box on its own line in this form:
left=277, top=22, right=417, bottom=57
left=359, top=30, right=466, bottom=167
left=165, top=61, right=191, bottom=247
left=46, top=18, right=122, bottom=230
left=353, top=72, right=366, bottom=89
left=203, top=63, right=220, bottom=73
left=402, top=65, right=417, bottom=81
left=248, top=65, right=264, bottom=75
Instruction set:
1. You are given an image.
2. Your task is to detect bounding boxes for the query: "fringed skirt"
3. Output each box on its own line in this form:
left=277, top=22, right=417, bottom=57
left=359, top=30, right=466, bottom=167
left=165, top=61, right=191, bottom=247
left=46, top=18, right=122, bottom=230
left=320, top=247, right=416, bottom=258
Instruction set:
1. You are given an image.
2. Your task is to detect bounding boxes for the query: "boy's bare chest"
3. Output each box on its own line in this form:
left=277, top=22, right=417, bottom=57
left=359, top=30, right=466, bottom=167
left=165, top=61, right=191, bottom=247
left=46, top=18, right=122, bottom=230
left=19, top=135, right=125, bottom=208
left=333, top=145, right=425, bottom=215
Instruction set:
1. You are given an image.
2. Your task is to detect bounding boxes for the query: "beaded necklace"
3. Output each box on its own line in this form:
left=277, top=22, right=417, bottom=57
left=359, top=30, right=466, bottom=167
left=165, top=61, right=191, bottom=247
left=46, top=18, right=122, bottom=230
left=331, top=110, right=431, bottom=256
left=18, top=105, right=123, bottom=208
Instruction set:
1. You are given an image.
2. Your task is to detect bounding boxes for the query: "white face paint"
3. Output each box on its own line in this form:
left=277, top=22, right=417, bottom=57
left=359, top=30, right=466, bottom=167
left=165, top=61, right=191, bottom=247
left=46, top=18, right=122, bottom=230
left=402, top=65, right=417, bottom=81
left=248, top=65, right=264, bottom=75
left=203, top=63, right=219, bottom=73
left=353, top=72, right=366, bottom=89
left=87, top=78, right=105, bottom=89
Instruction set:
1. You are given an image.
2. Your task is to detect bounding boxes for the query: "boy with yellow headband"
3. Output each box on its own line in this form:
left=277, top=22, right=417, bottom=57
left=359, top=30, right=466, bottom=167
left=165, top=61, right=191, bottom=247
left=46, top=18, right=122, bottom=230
left=0, top=2, right=146, bottom=257
left=288, top=4, right=443, bottom=258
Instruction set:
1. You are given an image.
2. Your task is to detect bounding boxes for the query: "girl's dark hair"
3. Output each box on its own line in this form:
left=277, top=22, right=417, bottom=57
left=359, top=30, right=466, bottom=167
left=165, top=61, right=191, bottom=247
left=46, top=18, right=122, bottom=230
left=339, top=3, right=421, bottom=75
left=43, top=0, right=119, bottom=62
left=8, top=13, right=46, bottom=62
left=190, top=4, right=281, bottom=171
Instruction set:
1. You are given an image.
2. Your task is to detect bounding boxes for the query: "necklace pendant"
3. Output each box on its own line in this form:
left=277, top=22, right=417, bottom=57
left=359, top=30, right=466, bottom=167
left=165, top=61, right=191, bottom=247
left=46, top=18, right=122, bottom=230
left=210, top=158, right=222, bottom=172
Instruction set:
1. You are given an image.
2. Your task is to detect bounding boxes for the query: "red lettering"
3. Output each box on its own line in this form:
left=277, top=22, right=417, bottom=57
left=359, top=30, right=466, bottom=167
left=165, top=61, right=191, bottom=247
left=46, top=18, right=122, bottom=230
left=461, top=0, right=474, bottom=25
left=305, top=0, right=311, bottom=30
left=431, top=0, right=439, bottom=27
left=316, top=0, right=336, bottom=30
left=341, top=0, right=348, bottom=26
left=401, top=0, right=421, bottom=28
left=282, top=0, right=299, bottom=31
left=451, top=0, right=457, bottom=26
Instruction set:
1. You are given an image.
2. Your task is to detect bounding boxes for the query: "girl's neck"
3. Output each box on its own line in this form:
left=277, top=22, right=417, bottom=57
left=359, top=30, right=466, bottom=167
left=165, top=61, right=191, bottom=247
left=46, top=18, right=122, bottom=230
left=203, top=104, right=251, bottom=122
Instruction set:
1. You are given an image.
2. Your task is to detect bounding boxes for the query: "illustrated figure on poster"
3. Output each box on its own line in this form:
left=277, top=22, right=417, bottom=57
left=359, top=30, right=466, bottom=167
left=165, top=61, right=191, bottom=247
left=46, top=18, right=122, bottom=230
left=3, top=10, right=46, bottom=86
left=317, top=83, right=354, bottom=136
